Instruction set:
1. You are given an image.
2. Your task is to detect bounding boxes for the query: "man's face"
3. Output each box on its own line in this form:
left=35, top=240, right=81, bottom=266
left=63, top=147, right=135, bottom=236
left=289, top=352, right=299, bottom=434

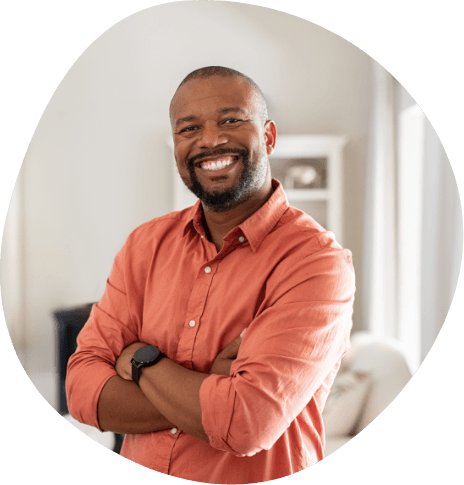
left=170, top=76, right=276, bottom=212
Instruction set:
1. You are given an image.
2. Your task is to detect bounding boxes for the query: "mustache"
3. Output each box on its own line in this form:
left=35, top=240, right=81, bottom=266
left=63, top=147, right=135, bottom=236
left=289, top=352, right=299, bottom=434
left=187, top=147, right=248, bottom=169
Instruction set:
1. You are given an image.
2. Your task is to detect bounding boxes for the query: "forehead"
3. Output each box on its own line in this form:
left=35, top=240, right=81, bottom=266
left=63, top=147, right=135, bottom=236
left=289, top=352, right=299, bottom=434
left=171, top=76, right=259, bottom=123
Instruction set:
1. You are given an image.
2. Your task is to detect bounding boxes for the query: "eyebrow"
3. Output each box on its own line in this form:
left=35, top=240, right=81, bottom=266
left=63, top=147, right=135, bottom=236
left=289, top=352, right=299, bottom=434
left=174, top=115, right=196, bottom=128
left=174, top=107, right=247, bottom=129
left=218, top=107, right=246, bottom=115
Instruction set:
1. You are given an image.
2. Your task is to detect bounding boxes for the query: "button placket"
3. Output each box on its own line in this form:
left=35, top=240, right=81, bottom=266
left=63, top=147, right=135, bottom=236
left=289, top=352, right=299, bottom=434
left=176, top=260, right=217, bottom=366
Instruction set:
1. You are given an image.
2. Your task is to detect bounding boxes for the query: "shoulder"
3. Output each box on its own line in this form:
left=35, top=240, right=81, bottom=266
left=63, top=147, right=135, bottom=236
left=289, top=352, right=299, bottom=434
left=262, top=206, right=355, bottom=304
left=265, top=205, right=354, bottom=287
left=124, top=206, right=194, bottom=248
left=272, top=205, right=349, bottom=258
left=113, top=206, right=196, bottom=276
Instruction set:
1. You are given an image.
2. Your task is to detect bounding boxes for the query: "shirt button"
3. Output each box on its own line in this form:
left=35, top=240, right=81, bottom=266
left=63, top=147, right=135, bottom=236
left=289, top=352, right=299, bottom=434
left=239, top=236, right=245, bottom=243
left=204, top=266, right=211, bottom=273
left=171, top=427, right=177, bottom=434
left=189, top=320, right=196, bottom=327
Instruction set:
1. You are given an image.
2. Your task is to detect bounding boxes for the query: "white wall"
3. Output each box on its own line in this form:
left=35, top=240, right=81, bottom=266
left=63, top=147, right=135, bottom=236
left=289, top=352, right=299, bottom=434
left=2, top=2, right=372, bottom=406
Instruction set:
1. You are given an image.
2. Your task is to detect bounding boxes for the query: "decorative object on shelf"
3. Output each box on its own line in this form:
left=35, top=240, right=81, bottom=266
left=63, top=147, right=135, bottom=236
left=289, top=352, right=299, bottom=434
left=283, top=159, right=326, bottom=190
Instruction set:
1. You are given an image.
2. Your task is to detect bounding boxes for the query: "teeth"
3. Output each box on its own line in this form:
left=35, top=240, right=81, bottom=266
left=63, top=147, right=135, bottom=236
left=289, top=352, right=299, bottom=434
left=201, top=158, right=234, bottom=171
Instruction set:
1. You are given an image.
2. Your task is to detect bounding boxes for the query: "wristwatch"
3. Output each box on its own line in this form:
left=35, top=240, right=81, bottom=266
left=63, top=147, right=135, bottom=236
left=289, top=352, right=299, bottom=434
left=130, top=345, right=165, bottom=387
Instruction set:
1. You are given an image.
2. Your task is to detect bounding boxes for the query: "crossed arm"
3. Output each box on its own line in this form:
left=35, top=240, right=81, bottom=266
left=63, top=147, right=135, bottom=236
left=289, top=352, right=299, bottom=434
left=68, top=243, right=355, bottom=456
left=97, top=335, right=243, bottom=439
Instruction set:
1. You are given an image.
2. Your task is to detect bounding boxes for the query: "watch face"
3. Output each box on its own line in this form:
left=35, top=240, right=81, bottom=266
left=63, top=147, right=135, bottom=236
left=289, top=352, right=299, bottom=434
left=134, top=345, right=161, bottom=364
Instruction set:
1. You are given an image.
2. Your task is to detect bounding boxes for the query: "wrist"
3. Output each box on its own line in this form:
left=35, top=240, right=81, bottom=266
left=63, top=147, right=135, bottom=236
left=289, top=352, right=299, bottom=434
left=131, top=345, right=166, bottom=387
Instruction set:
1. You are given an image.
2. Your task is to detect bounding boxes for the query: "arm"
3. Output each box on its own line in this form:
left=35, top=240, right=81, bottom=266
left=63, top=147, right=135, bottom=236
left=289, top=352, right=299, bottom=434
left=67, top=234, right=244, bottom=436
left=65, top=239, right=171, bottom=433
left=97, top=375, right=175, bottom=434
left=112, top=335, right=244, bottom=438
left=200, top=248, right=355, bottom=456
left=65, top=301, right=172, bottom=433
left=113, top=249, right=354, bottom=454
left=94, top=341, right=173, bottom=434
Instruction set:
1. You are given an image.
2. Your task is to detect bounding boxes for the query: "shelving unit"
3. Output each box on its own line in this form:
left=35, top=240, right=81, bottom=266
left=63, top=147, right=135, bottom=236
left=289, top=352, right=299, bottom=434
left=270, top=134, right=347, bottom=245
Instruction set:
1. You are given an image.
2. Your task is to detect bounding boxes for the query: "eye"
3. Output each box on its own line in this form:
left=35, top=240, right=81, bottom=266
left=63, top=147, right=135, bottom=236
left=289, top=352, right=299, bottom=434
left=179, top=125, right=199, bottom=133
left=223, top=118, right=241, bottom=124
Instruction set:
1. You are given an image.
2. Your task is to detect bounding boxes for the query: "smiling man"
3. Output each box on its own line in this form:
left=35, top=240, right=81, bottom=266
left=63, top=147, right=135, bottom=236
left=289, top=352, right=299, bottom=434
left=172, top=70, right=273, bottom=218
left=66, top=66, right=355, bottom=484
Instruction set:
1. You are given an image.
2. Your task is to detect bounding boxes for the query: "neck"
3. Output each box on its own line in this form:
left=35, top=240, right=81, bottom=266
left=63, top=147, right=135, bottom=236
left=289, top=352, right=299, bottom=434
left=202, top=179, right=273, bottom=252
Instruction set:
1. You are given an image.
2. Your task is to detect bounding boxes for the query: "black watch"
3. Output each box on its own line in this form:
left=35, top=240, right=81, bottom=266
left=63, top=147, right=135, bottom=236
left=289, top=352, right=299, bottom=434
left=130, top=345, right=165, bottom=387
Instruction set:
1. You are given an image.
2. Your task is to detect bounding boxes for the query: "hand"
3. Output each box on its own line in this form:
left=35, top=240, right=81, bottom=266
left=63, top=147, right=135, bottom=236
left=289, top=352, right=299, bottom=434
left=209, top=329, right=246, bottom=376
left=115, top=342, right=149, bottom=381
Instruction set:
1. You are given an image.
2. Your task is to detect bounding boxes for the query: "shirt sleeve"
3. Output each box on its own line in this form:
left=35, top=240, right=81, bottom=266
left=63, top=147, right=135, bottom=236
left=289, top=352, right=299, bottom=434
left=199, top=247, right=355, bottom=457
left=66, top=242, right=140, bottom=431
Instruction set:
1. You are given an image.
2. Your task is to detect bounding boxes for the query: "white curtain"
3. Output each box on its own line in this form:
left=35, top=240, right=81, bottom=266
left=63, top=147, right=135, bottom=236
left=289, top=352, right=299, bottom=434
left=363, top=59, right=463, bottom=373
left=363, top=61, right=397, bottom=341
left=420, top=117, right=463, bottom=362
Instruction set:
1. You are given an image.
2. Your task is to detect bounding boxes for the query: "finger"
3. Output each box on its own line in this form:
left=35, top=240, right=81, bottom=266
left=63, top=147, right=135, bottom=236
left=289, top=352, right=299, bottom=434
left=220, top=336, right=243, bottom=359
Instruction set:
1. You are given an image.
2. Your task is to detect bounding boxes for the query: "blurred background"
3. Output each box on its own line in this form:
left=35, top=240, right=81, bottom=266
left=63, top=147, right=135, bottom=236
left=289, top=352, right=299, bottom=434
left=1, top=1, right=462, bottom=452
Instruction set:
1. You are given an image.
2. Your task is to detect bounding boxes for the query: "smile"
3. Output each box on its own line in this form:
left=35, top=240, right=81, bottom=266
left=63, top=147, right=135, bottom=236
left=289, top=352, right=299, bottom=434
left=198, top=156, right=237, bottom=171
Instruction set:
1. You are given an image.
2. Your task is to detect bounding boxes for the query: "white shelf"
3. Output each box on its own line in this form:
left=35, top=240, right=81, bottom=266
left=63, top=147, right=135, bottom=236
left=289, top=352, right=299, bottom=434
left=284, top=188, right=330, bottom=201
left=272, top=134, right=347, bottom=158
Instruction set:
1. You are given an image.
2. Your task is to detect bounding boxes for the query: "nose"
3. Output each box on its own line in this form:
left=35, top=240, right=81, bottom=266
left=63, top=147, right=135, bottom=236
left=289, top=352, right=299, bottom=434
left=196, top=121, right=228, bottom=149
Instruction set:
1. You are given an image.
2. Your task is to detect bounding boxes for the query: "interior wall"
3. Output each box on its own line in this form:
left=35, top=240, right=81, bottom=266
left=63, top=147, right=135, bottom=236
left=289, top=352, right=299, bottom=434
left=3, top=2, right=371, bottom=403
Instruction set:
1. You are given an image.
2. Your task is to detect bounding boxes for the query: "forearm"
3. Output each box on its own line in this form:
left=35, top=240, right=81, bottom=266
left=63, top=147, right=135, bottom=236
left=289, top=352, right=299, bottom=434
left=138, top=357, right=210, bottom=442
left=97, top=375, right=175, bottom=434
left=110, top=336, right=240, bottom=440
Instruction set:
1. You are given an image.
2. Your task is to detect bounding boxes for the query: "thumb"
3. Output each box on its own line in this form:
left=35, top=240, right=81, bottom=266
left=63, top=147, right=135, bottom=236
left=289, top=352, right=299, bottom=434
left=220, top=335, right=243, bottom=359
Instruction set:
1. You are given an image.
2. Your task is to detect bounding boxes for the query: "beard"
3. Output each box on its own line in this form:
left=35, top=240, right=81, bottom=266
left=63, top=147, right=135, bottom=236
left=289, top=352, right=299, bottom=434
left=183, top=147, right=266, bottom=213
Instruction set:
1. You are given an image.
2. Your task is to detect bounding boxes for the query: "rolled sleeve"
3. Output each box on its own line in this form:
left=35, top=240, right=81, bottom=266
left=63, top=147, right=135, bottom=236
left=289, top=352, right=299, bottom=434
left=66, top=245, right=139, bottom=431
left=200, top=249, right=355, bottom=456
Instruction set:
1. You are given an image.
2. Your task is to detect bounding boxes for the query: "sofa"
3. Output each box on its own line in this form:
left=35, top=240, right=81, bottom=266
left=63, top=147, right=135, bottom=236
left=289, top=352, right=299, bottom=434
left=323, top=331, right=413, bottom=456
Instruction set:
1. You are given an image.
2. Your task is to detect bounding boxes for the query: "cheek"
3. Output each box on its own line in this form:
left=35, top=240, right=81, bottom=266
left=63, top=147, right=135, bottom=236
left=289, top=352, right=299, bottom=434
left=174, top=139, right=196, bottom=165
left=176, top=161, right=190, bottom=180
left=248, top=143, right=265, bottom=161
left=174, top=149, right=188, bottom=170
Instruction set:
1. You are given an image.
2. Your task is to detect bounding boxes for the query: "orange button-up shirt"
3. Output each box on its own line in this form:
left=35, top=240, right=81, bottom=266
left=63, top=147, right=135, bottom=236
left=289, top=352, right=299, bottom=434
left=66, top=180, right=355, bottom=484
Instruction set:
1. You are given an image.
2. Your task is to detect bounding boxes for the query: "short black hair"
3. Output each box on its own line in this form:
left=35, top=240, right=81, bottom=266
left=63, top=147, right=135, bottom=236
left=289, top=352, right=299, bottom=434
left=170, top=66, right=268, bottom=122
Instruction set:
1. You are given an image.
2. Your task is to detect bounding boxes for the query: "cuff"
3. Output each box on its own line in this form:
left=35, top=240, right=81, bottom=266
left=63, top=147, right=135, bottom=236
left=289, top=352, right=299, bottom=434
left=199, top=373, right=243, bottom=456
left=67, top=366, right=118, bottom=432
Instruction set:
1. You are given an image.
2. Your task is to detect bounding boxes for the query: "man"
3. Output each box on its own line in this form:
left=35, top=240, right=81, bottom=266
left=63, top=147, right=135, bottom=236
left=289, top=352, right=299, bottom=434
left=66, top=66, right=355, bottom=483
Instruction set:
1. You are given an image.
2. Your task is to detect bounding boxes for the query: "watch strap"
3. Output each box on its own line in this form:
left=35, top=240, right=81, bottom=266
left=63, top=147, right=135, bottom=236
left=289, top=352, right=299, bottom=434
left=131, top=360, right=142, bottom=387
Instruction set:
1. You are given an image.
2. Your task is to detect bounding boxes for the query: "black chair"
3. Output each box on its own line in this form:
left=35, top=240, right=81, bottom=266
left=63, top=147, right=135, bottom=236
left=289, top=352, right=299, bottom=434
left=54, top=303, right=124, bottom=454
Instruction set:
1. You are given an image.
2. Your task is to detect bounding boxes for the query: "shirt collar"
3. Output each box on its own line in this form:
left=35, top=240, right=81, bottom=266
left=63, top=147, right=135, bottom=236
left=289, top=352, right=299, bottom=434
left=182, top=200, right=204, bottom=237
left=182, top=179, right=289, bottom=252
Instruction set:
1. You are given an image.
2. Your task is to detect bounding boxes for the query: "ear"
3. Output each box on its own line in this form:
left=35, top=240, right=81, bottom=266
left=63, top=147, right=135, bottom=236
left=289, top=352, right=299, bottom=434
left=264, top=120, right=277, bottom=156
